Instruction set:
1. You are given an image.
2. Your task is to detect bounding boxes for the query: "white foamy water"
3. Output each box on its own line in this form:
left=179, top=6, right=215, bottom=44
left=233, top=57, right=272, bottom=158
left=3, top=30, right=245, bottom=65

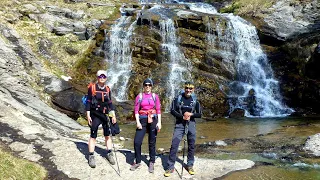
left=160, top=19, right=191, bottom=111
left=181, top=2, right=293, bottom=117
left=105, top=16, right=136, bottom=101
left=225, top=14, right=293, bottom=117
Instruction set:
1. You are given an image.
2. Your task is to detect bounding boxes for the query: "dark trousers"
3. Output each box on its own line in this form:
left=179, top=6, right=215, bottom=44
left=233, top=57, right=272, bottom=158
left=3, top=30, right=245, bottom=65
left=134, top=117, right=158, bottom=163
left=167, top=121, right=196, bottom=169
left=90, top=113, right=110, bottom=138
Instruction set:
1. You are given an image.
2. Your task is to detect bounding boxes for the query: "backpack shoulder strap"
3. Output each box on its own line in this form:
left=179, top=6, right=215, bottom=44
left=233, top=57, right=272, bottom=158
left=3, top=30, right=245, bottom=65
left=152, top=93, right=156, bottom=102
left=191, top=93, right=197, bottom=113
left=138, top=93, right=143, bottom=110
left=191, top=93, right=197, bottom=105
left=152, top=93, right=156, bottom=109
left=177, top=90, right=184, bottom=106
left=90, top=83, right=96, bottom=96
left=177, top=92, right=183, bottom=115
left=138, top=93, right=143, bottom=102
left=105, top=85, right=110, bottom=94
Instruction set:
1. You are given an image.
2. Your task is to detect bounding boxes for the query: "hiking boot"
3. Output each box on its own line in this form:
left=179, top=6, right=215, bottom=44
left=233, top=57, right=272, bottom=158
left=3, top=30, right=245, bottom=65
left=164, top=169, right=174, bottom=177
left=148, top=162, right=154, bottom=173
left=130, top=163, right=141, bottom=171
left=187, top=166, right=195, bottom=175
left=88, top=155, right=96, bottom=168
left=106, top=152, right=115, bottom=165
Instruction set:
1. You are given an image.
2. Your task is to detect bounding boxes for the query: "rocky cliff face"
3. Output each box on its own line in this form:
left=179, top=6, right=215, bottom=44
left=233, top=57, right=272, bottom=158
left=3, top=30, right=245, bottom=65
left=2, top=0, right=319, bottom=122
left=251, top=0, right=320, bottom=115
left=114, top=6, right=234, bottom=118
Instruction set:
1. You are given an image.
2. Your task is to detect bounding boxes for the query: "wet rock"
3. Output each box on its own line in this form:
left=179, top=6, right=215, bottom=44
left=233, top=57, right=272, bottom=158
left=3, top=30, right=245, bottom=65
left=158, top=148, right=165, bottom=153
left=215, top=140, right=227, bottom=146
left=229, top=108, right=245, bottom=118
left=304, top=133, right=320, bottom=156
left=91, top=19, right=103, bottom=28
left=74, top=31, right=87, bottom=40
left=120, top=8, right=136, bottom=16
left=306, top=42, right=320, bottom=79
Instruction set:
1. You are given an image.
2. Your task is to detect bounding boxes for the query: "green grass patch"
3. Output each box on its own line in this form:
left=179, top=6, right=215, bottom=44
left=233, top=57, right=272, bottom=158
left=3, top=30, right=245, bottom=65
left=77, top=116, right=88, bottom=126
left=220, top=0, right=276, bottom=16
left=0, top=147, right=47, bottom=180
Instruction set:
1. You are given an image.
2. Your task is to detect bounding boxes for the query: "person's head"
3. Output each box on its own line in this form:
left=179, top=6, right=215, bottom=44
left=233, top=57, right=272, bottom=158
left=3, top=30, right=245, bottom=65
left=143, top=78, right=153, bottom=93
left=184, top=81, right=194, bottom=98
left=96, top=70, right=107, bottom=84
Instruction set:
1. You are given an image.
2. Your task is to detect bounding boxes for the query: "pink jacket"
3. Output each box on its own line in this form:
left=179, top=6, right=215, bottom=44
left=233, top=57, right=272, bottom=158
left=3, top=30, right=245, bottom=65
left=134, top=93, right=161, bottom=115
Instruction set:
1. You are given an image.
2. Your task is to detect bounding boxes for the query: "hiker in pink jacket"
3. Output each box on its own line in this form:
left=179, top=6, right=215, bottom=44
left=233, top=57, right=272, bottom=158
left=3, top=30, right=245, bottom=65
left=130, top=78, right=162, bottom=173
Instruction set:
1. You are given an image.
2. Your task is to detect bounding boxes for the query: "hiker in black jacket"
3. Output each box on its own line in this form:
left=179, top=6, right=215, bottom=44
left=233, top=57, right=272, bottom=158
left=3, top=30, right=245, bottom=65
left=86, top=70, right=116, bottom=168
left=164, top=81, right=202, bottom=177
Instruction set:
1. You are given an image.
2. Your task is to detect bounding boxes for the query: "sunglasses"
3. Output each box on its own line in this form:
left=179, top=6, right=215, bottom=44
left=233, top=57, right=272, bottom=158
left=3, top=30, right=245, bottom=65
left=185, top=87, right=194, bottom=90
left=144, top=84, right=152, bottom=87
left=98, top=75, right=107, bottom=79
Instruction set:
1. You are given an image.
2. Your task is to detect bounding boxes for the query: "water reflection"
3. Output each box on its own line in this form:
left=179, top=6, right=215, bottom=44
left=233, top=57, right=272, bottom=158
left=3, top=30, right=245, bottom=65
left=120, top=116, right=320, bottom=152
left=118, top=116, right=320, bottom=179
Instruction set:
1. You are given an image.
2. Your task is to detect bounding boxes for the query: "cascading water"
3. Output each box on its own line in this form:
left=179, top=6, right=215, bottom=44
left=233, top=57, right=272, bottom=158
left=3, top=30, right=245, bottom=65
left=104, top=16, right=136, bottom=101
left=159, top=16, right=191, bottom=111
left=225, top=15, right=293, bottom=117
left=138, top=1, right=292, bottom=116
left=187, top=2, right=218, bottom=14
left=182, top=3, right=293, bottom=117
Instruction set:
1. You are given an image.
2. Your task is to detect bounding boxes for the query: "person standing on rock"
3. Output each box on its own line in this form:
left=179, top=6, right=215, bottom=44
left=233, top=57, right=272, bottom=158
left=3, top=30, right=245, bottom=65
left=86, top=70, right=117, bottom=168
left=164, top=81, right=202, bottom=177
left=130, top=78, right=162, bottom=173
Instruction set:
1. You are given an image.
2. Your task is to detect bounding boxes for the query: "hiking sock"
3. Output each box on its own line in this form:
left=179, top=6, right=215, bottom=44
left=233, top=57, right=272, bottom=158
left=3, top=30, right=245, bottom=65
left=89, top=152, right=94, bottom=156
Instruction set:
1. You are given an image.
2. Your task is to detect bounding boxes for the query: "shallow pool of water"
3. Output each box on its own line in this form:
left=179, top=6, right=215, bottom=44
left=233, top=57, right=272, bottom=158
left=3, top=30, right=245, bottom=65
left=116, top=115, right=320, bottom=179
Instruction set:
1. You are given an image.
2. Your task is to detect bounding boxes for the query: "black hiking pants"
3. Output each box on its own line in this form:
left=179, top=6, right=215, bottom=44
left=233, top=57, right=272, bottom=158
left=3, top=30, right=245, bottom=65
left=134, top=117, right=158, bottom=163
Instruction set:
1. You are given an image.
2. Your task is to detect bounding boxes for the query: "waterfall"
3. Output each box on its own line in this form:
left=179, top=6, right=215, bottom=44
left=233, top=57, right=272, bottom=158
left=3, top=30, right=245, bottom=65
left=136, top=1, right=292, bottom=116
left=185, top=3, right=293, bottom=117
left=187, top=2, right=218, bottom=14
left=159, top=18, right=191, bottom=111
left=225, top=14, right=293, bottom=117
left=105, top=16, right=136, bottom=101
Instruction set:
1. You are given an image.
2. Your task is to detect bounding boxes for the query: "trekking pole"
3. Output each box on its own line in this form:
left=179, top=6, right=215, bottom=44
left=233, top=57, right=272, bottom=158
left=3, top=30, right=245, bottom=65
left=108, top=116, right=121, bottom=176
left=181, top=121, right=189, bottom=179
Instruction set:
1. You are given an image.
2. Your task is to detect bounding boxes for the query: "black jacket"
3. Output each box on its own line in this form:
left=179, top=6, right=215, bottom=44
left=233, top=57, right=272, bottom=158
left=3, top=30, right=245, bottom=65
left=170, top=93, right=202, bottom=123
left=85, top=83, right=115, bottom=113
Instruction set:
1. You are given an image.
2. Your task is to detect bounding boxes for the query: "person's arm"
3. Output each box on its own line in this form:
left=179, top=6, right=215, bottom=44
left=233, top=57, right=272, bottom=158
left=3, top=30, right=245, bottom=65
left=134, top=95, right=142, bottom=129
left=191, top=101, right=202, bottom=118
left=86, top=86, right=93, bottom=125
left=107, top=89, right=115, bottom=111
left=155, top=94, right=161, bottom=130
left=107, top=89, right=116, bottom=123
left=170, top=97, right=183, bottom=119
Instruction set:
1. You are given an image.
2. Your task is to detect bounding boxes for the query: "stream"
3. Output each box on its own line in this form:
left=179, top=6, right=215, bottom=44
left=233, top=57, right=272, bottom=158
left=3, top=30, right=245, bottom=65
left=117, top=115, right=320, bottom=179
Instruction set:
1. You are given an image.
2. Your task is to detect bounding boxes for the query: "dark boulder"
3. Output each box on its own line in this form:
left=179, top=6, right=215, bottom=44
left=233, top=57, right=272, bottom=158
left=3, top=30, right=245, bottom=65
left=229, top=108, right=245, bottom=118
